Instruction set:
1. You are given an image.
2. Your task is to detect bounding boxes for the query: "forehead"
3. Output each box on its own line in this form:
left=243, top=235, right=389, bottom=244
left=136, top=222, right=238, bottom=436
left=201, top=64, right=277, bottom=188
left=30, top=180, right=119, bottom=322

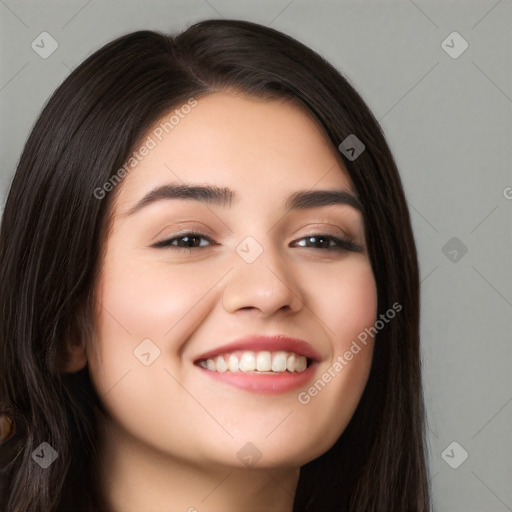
left=113, top=91, right=354, bottom=215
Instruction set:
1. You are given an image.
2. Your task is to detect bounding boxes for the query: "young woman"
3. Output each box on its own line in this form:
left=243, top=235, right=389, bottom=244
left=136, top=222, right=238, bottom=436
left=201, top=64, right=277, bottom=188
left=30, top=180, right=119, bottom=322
left=0, top=19, right=432, bottom=512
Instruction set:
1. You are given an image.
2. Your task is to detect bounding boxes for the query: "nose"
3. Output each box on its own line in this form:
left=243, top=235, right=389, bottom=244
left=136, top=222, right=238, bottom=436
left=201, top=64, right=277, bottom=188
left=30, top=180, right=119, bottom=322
left=221, top=237, right=304, bottom=317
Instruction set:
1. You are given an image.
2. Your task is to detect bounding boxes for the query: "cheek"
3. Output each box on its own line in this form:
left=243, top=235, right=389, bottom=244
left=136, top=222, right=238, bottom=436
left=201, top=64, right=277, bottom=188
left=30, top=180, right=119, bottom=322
left=292, top=258, right=377, bottom=453
left=85, top=253, right=229, bottom=407
left=93, top=252, right=225, bottom=348
left=329, top=260, right=378, bottom=348
left=85, top=256, right=232, bottom=454
left=305, top=256, right=377, bottom=349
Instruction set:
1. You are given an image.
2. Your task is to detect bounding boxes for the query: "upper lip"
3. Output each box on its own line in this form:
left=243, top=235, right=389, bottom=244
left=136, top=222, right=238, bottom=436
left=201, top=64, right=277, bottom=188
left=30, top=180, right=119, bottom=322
left=194, top=334, right=323, bottom=363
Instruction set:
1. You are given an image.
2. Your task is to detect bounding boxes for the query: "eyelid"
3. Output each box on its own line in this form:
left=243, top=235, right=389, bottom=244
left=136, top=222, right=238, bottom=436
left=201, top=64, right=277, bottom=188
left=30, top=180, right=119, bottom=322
left=295, top=221, right=355, bottom=238
left=151, top=221, right=216, bottom=243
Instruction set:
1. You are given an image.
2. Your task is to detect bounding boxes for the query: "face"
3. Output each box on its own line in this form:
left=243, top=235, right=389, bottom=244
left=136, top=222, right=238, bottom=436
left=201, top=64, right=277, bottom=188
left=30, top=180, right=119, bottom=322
left=82, top=91, right=377, bottom=469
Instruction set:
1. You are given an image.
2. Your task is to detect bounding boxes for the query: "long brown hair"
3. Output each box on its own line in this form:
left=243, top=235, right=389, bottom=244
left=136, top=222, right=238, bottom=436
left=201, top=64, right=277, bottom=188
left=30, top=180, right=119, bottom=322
left=0, top=19, right=431, bottom=511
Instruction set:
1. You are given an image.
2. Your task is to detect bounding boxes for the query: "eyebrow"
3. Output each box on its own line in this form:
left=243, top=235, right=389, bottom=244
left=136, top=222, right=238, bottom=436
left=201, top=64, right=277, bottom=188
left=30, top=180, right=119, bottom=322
left=122, top=182, right=363, bottom=217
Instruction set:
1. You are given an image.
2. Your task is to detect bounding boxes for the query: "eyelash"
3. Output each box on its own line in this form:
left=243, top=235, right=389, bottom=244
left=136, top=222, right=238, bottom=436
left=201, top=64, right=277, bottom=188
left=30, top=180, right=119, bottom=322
left=153, top=231, right=363, bottom=253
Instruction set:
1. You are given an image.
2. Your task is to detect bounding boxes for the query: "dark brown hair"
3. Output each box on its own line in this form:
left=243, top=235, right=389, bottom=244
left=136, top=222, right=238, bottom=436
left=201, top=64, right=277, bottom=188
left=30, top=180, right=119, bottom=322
left=0, top=19, right=431, bottom=511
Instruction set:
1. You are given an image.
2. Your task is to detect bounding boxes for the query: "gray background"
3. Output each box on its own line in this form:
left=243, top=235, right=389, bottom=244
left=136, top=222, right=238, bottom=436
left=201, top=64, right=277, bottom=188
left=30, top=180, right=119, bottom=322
left=1, top=1, right=511, bottom=510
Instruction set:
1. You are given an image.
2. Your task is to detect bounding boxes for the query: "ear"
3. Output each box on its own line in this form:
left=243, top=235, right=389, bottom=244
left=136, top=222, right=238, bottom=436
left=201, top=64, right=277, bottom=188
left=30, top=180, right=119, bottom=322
left=60, top=325, right=88, bottom=373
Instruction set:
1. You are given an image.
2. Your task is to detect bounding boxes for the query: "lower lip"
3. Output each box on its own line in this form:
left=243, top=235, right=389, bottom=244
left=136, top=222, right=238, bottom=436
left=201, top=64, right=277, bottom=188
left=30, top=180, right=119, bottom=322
left=196, top=363, right=318, bottom=394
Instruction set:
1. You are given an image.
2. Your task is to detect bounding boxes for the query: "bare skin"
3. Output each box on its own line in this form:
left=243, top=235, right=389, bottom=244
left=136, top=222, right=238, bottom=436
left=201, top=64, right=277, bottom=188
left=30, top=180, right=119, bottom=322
left=65, top=90, right=377, bottom=512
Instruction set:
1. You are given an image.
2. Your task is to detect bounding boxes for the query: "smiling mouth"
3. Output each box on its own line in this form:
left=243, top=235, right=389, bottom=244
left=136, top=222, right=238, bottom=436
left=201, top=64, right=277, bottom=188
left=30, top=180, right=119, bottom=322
left=195, top=350, right=313, bottom=374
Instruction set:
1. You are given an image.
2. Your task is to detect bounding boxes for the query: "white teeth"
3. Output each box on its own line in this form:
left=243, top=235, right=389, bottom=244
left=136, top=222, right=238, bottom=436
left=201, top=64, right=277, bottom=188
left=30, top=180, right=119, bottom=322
left=228, top=354, right=239, bottom=372
left=256, top=351, right=272, bottom=371
left=199, top=350, right=309, bottom=374
left=271, top=351, right=287, bottom=372
left=215, top=355, right=228, bottom=373
left=295, top=355, right=307, bottom=372
left=286, top=354, right=295, bottom=372
left=239, top=352, right=256, bottom=372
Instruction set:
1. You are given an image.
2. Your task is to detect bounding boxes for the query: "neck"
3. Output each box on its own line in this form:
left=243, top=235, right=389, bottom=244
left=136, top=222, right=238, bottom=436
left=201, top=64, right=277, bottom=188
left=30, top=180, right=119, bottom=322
left=92, top=415, right=300, bottom=512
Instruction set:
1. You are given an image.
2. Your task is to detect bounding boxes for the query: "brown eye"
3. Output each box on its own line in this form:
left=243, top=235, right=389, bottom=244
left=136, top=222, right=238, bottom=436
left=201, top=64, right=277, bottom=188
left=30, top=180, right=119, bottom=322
left=153, top=232, right=215, bottom=250
left=293, top=234, right=363, bottom=253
